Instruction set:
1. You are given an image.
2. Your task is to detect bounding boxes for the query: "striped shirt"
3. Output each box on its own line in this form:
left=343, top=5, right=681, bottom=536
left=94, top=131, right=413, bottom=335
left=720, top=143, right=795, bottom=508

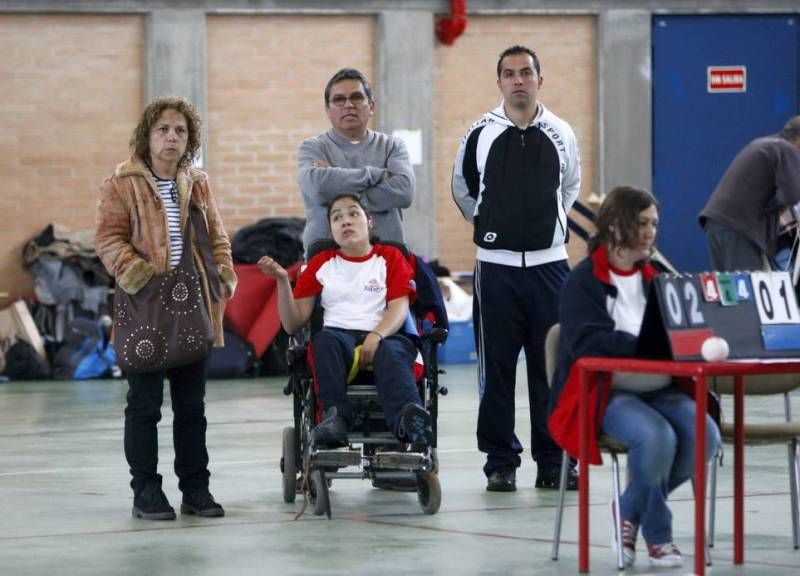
left=153, top=176, right=182, bottom=267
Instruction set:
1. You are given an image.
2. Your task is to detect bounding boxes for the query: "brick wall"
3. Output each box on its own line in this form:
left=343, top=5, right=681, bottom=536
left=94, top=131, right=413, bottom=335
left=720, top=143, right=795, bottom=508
left=434, top=15, right=597, bottom=273
left=0, top=12, right=597, bottom=297
left=0, top=14, right=143, bottom=298
left=206, top=15, right=375, bottom=231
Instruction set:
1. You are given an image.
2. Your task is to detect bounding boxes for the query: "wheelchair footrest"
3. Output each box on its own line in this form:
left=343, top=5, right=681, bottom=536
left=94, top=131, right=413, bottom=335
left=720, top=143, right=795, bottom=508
left=349, top=432, right=396, bottom=444
left=311, top=449, right=361, bottom=468
left=372, top=451, right=429, bottom=470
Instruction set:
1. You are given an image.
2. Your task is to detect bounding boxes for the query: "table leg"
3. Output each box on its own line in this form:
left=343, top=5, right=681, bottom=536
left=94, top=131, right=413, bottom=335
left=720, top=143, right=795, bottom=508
left=695, top=375, right=707, bottom=576
left=578, top=368, right=591, bottom=573
left=734, top=375, right=744, bottom=563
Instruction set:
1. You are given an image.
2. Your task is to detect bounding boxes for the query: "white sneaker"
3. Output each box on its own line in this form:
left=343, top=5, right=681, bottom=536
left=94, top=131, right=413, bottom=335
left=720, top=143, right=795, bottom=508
left=647, top=542, right=683, bottom=568
left=609, top=500, right=637, bottom=567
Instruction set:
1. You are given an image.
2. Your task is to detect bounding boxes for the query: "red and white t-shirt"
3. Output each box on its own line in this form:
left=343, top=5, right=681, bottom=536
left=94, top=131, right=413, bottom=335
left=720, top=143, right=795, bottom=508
left=607, top=264, right=670, bottom=393
left=293, top=245, right=416, bottom=331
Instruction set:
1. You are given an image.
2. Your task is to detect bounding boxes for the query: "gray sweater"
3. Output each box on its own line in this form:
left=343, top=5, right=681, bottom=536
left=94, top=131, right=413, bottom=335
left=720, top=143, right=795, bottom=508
left=297, top=129, right=415, bottom=255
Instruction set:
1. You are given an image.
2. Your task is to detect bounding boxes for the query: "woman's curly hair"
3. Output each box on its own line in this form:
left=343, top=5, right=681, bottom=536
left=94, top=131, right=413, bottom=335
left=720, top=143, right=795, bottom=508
left=129, top=96, right=202, bottom=168
left=588, top=186, right=659, bottom=254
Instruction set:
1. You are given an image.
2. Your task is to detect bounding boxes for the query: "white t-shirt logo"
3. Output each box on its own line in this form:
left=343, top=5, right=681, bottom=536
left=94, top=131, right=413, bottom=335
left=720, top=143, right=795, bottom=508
left=364, top=278, right=384, bottom=294
left=483, top=232, right=497, bottom=242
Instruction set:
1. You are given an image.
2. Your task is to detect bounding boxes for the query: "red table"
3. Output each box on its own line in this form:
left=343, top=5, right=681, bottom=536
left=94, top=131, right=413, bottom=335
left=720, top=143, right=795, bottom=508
left=575, top=357, right=800, bottom=575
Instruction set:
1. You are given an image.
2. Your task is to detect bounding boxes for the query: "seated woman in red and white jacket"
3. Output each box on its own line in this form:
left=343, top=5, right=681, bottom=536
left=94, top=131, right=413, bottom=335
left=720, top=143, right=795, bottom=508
left=257, top=194, right=432, bottom=449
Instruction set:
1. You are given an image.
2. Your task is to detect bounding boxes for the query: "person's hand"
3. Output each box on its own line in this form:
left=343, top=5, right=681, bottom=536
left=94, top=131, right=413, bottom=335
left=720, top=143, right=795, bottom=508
left=359, top=332, right=382, bottom=367
left=313, top=160, right=331, bottom=168
left=257, top=255, right=288, bottom=281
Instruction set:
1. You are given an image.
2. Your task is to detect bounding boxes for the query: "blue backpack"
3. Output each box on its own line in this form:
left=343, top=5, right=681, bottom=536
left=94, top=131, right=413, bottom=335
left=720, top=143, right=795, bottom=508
left=54, top=318, right=116, bottom=380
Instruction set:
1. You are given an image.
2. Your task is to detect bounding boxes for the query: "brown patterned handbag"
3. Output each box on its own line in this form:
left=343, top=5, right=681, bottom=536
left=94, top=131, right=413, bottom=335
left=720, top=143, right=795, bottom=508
left=113, top=203, right=221, bottom=374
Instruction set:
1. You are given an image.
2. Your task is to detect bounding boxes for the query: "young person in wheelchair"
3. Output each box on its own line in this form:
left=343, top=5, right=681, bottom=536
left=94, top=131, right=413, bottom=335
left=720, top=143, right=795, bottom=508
left=257, top=194, right=434, bottom=451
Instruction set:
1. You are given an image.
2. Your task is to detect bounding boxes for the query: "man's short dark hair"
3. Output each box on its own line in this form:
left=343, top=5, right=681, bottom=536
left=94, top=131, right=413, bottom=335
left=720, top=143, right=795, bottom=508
left=324, top=68, right=373, bottom=106
left=780, top=115, right=800, bottom=142
left=496, top=45, right=541, bottom=78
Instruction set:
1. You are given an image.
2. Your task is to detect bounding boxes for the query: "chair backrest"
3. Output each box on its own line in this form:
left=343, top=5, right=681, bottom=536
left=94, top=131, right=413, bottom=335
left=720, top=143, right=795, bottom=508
left=306, top=238, right=410, bottom=261
left=710, top=373, right=800, bottom=396
left=545, top=323, right=561, bottom=388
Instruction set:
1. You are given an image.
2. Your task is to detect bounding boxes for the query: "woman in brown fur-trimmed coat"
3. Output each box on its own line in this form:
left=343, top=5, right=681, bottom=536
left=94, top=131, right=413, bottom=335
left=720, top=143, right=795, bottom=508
left=96, top=96, right=237, bottom=522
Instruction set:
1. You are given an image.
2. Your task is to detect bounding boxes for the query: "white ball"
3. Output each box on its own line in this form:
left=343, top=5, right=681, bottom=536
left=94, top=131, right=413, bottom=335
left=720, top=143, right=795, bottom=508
left=701, top=336, right=730, bottom=362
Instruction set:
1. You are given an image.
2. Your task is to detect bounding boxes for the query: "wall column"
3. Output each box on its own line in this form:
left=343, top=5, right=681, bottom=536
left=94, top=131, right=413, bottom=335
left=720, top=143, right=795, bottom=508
left=145, top=9, right=207, bottom=164
left=376, top=10, right=436, bottom=258
left=598, top=10, right=651, bottom=197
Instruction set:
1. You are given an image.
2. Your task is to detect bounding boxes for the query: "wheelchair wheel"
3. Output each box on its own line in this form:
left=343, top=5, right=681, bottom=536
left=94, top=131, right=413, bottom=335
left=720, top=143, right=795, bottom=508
left=417, top=471, right=441, bottom=515
left=281, top=426, right=297, bottom=503
left=309, top=469, right=331, bottom=518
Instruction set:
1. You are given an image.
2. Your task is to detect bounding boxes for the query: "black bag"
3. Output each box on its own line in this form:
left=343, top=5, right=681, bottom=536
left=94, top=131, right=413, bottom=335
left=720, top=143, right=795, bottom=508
left=113, top=203, right=221, bottom=374
left=231, top=217, right=304, bottom=266
left=2, top=339, right=50, bottom=380
left=207, top=327, right=254, bottom=379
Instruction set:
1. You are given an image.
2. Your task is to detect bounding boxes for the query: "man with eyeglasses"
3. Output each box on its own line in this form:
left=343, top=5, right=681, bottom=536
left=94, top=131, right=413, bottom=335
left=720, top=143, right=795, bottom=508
left=452, top=45, right=581, bottom=493
left=298, top=68, right=415, bottom=256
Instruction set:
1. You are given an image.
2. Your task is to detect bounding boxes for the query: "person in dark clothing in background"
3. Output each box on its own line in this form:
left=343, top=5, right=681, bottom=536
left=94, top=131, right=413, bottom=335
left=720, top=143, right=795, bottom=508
left=699, top=116, right=800, bottom=271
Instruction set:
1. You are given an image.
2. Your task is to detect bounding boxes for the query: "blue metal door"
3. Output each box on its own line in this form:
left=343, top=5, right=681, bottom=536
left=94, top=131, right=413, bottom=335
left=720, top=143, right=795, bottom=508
left=652, top=15, right=798, bottom=272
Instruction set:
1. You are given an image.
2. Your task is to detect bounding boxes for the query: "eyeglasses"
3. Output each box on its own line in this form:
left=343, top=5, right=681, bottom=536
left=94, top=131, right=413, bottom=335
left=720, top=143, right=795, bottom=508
left=328, top=92, right=368, bottom=107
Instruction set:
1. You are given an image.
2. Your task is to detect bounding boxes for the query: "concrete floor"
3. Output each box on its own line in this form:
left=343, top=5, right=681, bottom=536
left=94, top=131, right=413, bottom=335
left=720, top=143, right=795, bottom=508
left=1, top=364, right=799, bottom=575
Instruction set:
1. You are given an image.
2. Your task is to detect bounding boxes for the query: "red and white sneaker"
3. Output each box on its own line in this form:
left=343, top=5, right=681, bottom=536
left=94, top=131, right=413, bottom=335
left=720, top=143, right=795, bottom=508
left=609, top=501, right=637, bottom=567
left=647, top=541, right=683, bottom=568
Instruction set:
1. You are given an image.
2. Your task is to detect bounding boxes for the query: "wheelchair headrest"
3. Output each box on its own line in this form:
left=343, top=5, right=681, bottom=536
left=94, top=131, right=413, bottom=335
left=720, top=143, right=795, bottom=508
left=306, top=238, right=410, bottom=261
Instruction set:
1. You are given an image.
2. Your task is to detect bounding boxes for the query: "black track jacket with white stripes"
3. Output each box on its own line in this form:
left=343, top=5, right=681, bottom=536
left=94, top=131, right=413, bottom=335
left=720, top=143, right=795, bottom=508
left=452, top=103, right=581, bottom=268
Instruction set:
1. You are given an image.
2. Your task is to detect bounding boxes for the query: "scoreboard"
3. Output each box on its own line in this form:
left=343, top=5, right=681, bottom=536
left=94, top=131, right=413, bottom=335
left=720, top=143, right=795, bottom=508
left=637, top=271, right=800, bottom=360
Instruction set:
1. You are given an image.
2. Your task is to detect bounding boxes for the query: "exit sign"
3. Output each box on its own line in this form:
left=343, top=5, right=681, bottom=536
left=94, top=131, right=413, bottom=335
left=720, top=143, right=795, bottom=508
left=707, top=66, right=747, bottom=93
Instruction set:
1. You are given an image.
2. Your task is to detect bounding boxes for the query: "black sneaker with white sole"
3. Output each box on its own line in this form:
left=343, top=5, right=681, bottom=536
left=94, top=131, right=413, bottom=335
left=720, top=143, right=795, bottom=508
left=311, top=407, right=349, bottom=448
left=397, top=403, right=433, bottom=451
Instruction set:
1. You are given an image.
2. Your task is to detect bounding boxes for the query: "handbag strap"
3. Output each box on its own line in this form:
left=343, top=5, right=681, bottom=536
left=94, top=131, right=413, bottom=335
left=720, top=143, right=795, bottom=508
left=188, top=202, right=223, bottom=302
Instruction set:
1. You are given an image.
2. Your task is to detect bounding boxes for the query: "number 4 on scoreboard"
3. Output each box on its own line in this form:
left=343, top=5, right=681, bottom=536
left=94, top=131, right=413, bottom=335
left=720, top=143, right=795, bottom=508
left=750, top=272, right=800, bottom=325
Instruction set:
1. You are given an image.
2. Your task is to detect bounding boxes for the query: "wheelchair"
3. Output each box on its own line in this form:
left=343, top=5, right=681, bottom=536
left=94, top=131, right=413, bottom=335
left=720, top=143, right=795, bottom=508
left=279, top=240, right=449, bottom=517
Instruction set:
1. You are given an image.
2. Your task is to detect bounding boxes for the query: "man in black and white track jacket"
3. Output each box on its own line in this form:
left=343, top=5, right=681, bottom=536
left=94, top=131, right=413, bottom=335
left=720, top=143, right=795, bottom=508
left=452, top=44, right=581, bottom=493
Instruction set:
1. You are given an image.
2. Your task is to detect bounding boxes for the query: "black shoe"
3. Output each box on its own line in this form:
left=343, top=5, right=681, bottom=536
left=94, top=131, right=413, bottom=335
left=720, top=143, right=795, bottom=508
left=486, top=467, right=517, bottom=492
left=311, top=407, right=349, bottom=448
left=132, top=483, right=176, bottom=520
left=371, top=476, right=419, bottom=492
left=535, top=464, right=578, bottom=490
left=180, top=489, right=225, bottom=517
left=397, top=403, right=433, bottom=450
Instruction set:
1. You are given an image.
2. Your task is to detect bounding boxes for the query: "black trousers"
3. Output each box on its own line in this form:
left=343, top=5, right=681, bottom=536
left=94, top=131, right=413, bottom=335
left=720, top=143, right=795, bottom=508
left=124, top=356, right=210, bottom=495
left=703, top=217, right=765, bottom=271
left=312, top=328, right=420, bottom=435
left=474, top=259, right=568, bottom=477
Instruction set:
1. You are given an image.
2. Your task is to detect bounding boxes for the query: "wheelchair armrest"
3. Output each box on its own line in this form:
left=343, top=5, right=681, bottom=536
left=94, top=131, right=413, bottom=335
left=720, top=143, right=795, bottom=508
left=286, top=343, right=307, bottom=366
left=426, top=326, right=448, bottom=345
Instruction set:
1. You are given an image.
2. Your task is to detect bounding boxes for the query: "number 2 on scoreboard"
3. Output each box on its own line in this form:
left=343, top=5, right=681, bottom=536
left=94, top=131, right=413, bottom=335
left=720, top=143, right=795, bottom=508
left=662, top=278, right=706, bottom=328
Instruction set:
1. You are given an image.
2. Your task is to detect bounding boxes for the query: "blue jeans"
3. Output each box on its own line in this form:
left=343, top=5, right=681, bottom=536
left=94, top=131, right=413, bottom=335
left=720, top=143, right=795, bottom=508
left=601, top=386, right=721, bottom=545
